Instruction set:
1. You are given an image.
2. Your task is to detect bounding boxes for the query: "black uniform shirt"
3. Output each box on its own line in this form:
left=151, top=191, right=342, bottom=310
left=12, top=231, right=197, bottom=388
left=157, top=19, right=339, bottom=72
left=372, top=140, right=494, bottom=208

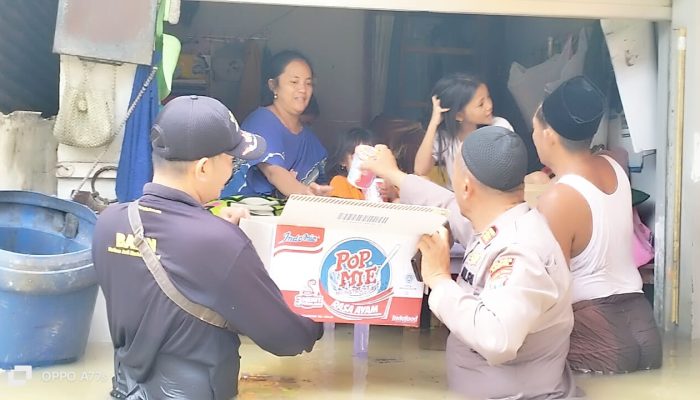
left=92, top=183, right=322, bottom=399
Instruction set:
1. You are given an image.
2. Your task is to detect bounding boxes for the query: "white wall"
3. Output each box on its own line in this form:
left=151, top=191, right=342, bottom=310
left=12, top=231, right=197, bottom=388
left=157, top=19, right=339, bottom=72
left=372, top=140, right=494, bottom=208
left=0, top=112, right=57, bottom=194
left=671, top=0, right=700, bottom=338
left=170, top=3, right=366, bottom=150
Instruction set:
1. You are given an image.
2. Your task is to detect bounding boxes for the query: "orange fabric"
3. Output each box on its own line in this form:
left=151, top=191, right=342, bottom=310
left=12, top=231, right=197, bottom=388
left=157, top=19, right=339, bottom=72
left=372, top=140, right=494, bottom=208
left=329, top=175, right=364, bottom=200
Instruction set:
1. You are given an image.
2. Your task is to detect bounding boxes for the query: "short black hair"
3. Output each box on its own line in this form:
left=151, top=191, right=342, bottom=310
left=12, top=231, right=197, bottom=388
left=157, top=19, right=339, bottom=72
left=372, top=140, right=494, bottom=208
left=152, top=152, right=192, bottom=175
left=327, top=128, right=376, bottom=177
left=431, top=73, right=485, bottom=166
left=262, top=50, right=314, bottom=106
left=432, top=73, right=484, bottom=140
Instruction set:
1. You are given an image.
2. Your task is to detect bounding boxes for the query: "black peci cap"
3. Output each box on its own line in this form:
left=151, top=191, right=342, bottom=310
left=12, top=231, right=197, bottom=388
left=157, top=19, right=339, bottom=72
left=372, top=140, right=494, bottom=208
left=541, top=76, right=605, bottom=141
left=460, top=126, right=528, bottom=192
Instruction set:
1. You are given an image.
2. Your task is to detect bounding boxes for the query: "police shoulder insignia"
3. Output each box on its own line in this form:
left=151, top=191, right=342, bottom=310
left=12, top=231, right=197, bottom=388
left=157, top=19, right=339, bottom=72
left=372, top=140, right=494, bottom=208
left=487, top=256, right=514, bottom=288
left=480, top=226, right=498, bottom=246
left=466, top=249, right=484, bottom=266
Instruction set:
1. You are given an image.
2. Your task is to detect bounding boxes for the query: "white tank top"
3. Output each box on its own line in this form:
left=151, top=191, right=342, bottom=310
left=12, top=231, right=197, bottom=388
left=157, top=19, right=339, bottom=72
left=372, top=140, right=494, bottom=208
left=557, top=155, right=643, bottom=303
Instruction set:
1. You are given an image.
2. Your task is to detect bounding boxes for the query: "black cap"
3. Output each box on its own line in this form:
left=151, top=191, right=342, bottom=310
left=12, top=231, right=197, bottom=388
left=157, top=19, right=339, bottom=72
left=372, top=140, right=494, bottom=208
left=460, top=126, right=528, bottom=192
left=541, top=76, right=605, bottom=141
left=151, top=95, right=266, bottom=161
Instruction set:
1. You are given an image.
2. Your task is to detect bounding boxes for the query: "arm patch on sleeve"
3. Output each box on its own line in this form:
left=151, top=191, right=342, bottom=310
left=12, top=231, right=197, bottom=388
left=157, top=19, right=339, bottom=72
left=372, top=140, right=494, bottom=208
left=488, top=256, right=514, bottom=288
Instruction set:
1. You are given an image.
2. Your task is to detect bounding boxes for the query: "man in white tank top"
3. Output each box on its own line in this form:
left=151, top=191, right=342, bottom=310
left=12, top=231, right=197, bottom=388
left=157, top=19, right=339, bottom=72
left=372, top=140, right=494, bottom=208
left=531, top=76, right=661, bottom=374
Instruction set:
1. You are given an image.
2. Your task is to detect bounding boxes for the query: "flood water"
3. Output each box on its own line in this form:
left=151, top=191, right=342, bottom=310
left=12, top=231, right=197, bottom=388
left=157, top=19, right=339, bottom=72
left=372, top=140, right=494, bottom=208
left=0, top=324, right=694, bottom=399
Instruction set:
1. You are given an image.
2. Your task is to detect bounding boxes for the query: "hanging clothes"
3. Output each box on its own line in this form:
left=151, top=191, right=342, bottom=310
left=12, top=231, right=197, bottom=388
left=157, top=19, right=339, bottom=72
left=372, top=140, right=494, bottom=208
left=115, top=52, right=161, bottom=203
left=507, top=28, right=589, bottom=131
left=234, top=40, right=262, bottom=121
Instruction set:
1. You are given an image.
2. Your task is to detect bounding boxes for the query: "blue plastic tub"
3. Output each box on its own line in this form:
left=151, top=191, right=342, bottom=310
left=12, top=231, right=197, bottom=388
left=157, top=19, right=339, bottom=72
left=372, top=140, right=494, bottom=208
left=0, top=191, right=98, bottom=369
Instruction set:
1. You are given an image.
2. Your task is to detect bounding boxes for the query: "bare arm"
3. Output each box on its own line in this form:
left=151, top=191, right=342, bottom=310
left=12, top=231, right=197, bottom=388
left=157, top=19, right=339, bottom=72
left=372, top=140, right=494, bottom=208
left=259, top=163, right=331, bottom=197
left=364, top=145, right=472, bottom=246
left=414, top=123, right=439, bottom=176
left=414, top=96, right=449, bottom=176
left=536, top=187, right=576, bottom=264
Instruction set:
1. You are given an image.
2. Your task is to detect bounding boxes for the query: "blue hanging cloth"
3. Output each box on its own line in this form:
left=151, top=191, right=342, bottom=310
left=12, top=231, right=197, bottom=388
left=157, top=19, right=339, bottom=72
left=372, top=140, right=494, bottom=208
left=115, top=52, right=161, bottom=203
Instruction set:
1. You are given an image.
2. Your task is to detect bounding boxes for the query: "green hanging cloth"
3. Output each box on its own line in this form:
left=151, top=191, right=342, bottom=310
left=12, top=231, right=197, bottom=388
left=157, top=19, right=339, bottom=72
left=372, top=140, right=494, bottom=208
left=155, top=0, right=181, bottom=100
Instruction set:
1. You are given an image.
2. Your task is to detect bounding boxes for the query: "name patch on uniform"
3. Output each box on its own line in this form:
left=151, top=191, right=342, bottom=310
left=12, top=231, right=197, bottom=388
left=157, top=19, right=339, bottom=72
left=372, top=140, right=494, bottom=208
left=460, top=267, right=475, bottom=285
left=107, top=232, right=158, bottom=258
left=487, top=256, right=514, bottom=288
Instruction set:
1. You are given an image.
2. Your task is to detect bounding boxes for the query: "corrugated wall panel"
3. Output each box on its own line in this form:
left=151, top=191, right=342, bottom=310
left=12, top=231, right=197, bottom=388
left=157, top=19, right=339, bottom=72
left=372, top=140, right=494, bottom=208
left=0, top=0, right=59, bottom=116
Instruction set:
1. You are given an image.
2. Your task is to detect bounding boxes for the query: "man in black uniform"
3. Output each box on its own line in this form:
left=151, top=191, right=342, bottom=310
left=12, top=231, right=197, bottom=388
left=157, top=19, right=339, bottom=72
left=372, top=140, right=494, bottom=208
left=93, top=95, right=323, bottom=400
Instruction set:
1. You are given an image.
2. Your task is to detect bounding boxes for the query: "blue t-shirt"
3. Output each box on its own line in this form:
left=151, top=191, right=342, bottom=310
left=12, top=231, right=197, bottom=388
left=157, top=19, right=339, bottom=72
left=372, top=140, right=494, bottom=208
left=222, top=107, right=328, bottom=197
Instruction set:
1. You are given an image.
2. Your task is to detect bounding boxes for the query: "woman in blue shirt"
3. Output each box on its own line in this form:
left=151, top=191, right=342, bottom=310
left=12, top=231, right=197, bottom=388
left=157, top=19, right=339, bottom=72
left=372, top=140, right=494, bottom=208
left=223, top=51, right=331, bottom=197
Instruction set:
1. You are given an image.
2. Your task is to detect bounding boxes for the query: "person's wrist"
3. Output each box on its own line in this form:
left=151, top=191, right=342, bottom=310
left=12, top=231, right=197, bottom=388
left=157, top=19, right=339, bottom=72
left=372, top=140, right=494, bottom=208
left=425, top=273, right=451, bottom=289
left=303, top=183, right=315, bottom=196
left=385, top=169, right=407, bottom=189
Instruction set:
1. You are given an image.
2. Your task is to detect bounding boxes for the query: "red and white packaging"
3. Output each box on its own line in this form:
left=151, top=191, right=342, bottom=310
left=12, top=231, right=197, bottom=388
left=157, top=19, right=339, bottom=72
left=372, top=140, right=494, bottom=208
left=240, top=195, right=448, bottom=327
left=363, top=178, right=385, bottom=203
left=347, top=145, right=376, bottom=189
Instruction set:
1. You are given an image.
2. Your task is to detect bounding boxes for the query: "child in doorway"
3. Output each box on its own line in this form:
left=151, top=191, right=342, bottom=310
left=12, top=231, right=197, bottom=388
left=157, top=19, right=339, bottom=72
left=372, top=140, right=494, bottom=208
left=327, top=128, right=376, bottom=200
left=414, top=73, right=513, bottom=190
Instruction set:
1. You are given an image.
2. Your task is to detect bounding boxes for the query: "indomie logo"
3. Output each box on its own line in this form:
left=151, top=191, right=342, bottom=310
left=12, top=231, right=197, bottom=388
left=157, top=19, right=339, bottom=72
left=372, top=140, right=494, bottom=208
left=281, top=231, right=321, bottom=244
left=274, top=226, right=325, bottom=255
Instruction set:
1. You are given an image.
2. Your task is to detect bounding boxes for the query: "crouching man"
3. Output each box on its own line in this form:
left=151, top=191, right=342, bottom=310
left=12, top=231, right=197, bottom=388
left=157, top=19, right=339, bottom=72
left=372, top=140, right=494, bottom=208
left=365, top=126, right=581, bottom=399
left=93, top=96, right=323, bottom=400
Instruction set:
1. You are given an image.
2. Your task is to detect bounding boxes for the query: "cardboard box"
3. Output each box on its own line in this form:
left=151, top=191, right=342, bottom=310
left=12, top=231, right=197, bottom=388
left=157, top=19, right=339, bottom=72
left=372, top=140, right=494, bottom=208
left=240, top=195, right=448, bottom=327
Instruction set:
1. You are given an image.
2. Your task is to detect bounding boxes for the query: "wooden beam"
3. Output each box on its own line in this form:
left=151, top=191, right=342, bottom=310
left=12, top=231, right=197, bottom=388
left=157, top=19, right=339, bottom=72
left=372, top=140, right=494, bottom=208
left=195, top=0, right=672, bottom=21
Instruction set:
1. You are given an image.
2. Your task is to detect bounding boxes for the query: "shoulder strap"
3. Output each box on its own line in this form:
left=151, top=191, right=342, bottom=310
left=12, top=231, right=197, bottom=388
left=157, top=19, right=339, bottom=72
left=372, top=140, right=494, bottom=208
left=127, top=202, right=230, bottom=329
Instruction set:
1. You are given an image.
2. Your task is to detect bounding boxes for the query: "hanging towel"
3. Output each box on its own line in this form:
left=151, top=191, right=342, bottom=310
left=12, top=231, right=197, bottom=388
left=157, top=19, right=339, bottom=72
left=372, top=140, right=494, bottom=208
left=116, top=52, right=161, bottom=203
left=156, top=0, right=181, bottom=101
left=167, top=0, right=181, bottom=24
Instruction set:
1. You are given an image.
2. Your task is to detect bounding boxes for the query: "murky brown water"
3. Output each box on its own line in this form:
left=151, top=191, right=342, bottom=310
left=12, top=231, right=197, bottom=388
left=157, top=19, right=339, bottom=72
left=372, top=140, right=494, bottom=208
left=0, top=325, right=694, bottom=399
